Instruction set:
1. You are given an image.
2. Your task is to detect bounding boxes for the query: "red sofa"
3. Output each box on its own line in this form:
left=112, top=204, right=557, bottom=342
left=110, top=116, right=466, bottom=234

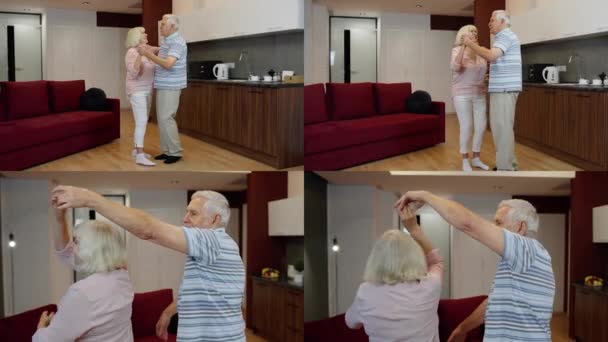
left=304, top=295, right=487, bottom=342
left=304, top=82, right=445, bottom=170
left=0, top=289, right=176, bottom=342
left=0, top=80, right=120, bottom=170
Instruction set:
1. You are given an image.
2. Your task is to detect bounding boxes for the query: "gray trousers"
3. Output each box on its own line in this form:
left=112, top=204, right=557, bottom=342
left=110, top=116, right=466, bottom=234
left=490, top=92, right=519, bottom=171
left=156, top=89, right=183, bottom=157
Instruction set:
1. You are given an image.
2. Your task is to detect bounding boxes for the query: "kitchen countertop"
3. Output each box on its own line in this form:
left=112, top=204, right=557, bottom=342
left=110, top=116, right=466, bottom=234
left=251, top=275, right=304, bottom=291
left=524, top=82, right=608, bottom=92
left=188, top=78, right=303, bottom=88
left=573, top=282, right=608, bottom=295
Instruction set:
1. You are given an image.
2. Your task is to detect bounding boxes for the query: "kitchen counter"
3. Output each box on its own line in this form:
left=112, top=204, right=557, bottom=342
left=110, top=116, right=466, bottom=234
left=573, top=282, right=608, bottom=295
left=251, top=275, right=303, bottom=290
left=188, top=78, right=303, bottom=88
left=524, top=82, right=608, bottom=92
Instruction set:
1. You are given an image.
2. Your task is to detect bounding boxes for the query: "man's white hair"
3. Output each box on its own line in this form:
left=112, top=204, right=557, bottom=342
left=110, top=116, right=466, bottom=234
left=125, top=27, right=145, bottom=48
left=493, top=10, right=511, bottom=27
left=73, top=220, right=127, bottom=274
left=498, top=199, right=539, bottom=235
left=363, top=229, right=427, bottom=285
left=192, top=191, right=230, bottom=227
left=164, top=14, right=180, bottom=30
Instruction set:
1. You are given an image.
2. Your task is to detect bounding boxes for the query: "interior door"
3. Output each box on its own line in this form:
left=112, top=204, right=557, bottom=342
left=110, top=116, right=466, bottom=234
left=349, top=28, right=377, bottom=83
left=13, top=25, right=42, bottom=81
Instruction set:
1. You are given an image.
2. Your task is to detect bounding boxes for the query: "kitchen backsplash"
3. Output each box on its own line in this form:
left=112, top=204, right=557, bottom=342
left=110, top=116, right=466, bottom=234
left=188, top=31, right=304, bottom=79
left=285, top=237, right=304, bottom=268
left=522, top=34, right=608, bottom=82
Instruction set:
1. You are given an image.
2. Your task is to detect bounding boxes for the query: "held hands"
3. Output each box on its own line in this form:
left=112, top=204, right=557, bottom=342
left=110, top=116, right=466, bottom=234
left=397, top=204, right=420, bottom=233
left=463, top=35, right=474, bottom=47
left=37, top=311, right=55, bottom=329
left=156, top=311, right=171, bottom=340
left=137, top=44, right=150, bottom=57
left=447, top=324, right=467, bottom=342
left=51, top=185, right=97, bottom=210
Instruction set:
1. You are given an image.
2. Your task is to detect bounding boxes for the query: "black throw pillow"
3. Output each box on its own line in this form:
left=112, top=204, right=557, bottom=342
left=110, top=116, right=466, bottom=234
left=406, top=90, right=433, bottom=114
left=80, top=88, right=109, bottom=111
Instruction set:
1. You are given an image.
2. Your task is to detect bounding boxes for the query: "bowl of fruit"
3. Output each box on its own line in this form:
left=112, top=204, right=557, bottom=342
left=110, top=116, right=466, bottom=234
left=261, top=268, right=280, bottom=279
left=584, top=275, right=604, bottom=287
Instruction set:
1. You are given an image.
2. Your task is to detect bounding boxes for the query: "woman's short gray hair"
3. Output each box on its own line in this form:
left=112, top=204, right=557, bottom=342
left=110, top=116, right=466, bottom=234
left=73, top=220, right=127, bottom=274
left=125, top=27, right=145, bottom=48
left=164, top=14, right=180, bottom=30
left=493, top=10, right=511, bottom=26
left=363, top=229, right=427, bottom=285
left=498, top=199, right=539, bottom=234
left=192, top=191, right=230, bottom=227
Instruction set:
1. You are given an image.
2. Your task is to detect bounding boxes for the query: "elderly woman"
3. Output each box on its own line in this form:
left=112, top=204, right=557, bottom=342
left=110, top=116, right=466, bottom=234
left=32, top=200, right=134, bottom=341
left=451, top=25, right=490, bottom=171
left=345, top=203, right=443, bottom=342
left=125, top=27, right=159, bottom=167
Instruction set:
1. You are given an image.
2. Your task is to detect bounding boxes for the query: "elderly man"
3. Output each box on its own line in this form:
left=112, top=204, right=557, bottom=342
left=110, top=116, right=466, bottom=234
left=395, top=192, right=554, bottom=342
left=138, top=14, right=187, bottom=164
left=52, top=186, right=245, bottom=342
left=464, top=10, right=522, bottom=171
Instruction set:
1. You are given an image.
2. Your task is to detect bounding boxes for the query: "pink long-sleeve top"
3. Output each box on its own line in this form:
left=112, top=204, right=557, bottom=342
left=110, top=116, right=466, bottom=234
left=451, top=46, right=488, bottom=97
left=345, top=249, right=444, bottom=342
left=32, top=243, right=134, bottom=342
left=125, top=47, right=155, bottom=96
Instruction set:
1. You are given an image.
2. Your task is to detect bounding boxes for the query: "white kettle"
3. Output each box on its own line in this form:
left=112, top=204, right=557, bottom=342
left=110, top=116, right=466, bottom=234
left=213, top=63, right=229, bottom=80
left=542, top=66, right=559, bottom=84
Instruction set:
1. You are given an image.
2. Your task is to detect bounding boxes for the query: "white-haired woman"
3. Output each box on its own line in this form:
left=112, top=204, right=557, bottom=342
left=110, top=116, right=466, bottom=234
left=345, top=203, right=444, bottom=341
left=33, top=200, right=134, bottom=341
left=451, top=25, right=490, bottom=171
left=125, top=27, right=159, bottom=166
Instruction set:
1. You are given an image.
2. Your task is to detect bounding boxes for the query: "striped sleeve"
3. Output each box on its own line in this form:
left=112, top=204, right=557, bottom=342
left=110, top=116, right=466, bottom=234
left=502, top=229, right=538, bottom=274
left=493, top=33, right=512, bottom=54
left=182, top=227, right=221, bottom=265
left=167, top=40, right=185, bottom=60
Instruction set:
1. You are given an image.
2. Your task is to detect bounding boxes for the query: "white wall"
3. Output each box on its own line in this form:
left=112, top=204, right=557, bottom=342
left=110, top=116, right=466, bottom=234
left=288, top=171, right=304, bottom=198
left=43, top=9, right=130, bottom=108
left=304, top=0, right=330, bottom=84
left=127, top=190, right=187, bottom=296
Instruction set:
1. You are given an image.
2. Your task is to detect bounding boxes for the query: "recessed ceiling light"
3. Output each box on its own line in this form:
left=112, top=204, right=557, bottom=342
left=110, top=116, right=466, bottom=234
left=416, top=4, right=423, bottom=8
left=493, top=185, right=504, bottom=190
left=82, top=1, right=90, bottom=5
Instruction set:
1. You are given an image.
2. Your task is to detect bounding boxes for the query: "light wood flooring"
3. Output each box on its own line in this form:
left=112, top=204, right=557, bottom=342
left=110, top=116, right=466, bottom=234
left=551, top=313, right=573, bottom=342
left=346, top=114, right=581, bottom=171
left=246, top=329, right=267, bottom=342
left=27, top=110, right=302, bottom=171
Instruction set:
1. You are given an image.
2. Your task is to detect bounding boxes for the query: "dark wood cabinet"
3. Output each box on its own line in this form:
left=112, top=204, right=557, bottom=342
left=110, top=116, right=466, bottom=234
left=173, top=81, right=303, bottom=169
left=574, top=285, right=608, bottom=341
left=514, top=85, right=608, bottom=170
left=251, top=278, right=303, bottom=342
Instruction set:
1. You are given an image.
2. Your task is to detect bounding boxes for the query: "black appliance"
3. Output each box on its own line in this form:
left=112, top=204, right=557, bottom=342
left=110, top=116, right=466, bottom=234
left=524, top=63, right=554, bottom=83
left=189, top=60, right=223, bottom=80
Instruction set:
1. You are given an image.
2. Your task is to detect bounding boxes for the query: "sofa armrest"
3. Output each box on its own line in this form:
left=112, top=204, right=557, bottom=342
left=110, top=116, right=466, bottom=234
left=107, top=98, right=120, bottom=138
left=0, top=304, right=57, bottom=341
left=431, top=101, right=446, bottom=144
left=131, top=289, right=174, bottom=338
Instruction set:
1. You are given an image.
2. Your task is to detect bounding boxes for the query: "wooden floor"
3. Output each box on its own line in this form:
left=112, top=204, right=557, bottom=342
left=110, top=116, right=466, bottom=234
left=27, top=110, right=302, bottom=171
left=346, top=115, right=581, bottom=171
left=552, top=313, right=573, bottom=342
left=246, top=329, right=267, bottom=342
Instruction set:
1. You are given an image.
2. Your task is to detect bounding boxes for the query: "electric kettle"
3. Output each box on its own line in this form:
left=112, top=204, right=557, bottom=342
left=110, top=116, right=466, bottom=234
left=542, top=66, right=559, bottom=84
left=213, top=63, right=229, bottom=80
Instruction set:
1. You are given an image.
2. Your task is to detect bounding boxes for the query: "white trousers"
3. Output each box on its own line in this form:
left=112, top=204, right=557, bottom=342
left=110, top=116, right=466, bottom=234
left=129, top=92, right=152, bottom=148
left=453, top=95, right=487, bottom=154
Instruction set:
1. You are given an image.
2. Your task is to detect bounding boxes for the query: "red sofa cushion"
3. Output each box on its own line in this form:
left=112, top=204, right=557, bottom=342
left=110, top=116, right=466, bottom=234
left=0, top=304, right=57, bottom=341
left=375, top=82, right=412, bottom=114
left=304, top=83, right=329, bottom=125
left=132, top=289, right=174, bottom=338
left=304, top=313, right=368, bottom=342
left=49, top=80, right=85, bottom=113
left=327, top=82, right=376, bottom=120
left=305, top=113, right=440, bottom=155
left=5, top=80, right=50, bottom=120
left=438, top=296, right=487, bottom=342
left=0, top=110, right=116, bottom=154
left=0, top=82, right=7, bottom=121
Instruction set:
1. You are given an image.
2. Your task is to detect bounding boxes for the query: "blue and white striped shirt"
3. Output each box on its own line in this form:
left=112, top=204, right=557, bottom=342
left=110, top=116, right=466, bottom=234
left=178, top=227, right=245, bottom=342
left=489, top=28, right=522, bottom=93
left=154, top=32, right=188, bottom=90
left=484, top=229, right=555, bottom=341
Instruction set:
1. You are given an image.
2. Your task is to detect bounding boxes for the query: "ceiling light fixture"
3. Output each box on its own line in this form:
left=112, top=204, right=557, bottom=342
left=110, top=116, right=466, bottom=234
left=82, top=1, right=90, bottom=5
left=416, top=4, right=423, bottom=8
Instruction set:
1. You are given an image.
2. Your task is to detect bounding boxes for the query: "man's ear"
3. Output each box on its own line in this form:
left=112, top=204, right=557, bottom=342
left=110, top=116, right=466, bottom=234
left=213, top=214, right=222, bottom=226
left=518, top=221, right=528, bottom=236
